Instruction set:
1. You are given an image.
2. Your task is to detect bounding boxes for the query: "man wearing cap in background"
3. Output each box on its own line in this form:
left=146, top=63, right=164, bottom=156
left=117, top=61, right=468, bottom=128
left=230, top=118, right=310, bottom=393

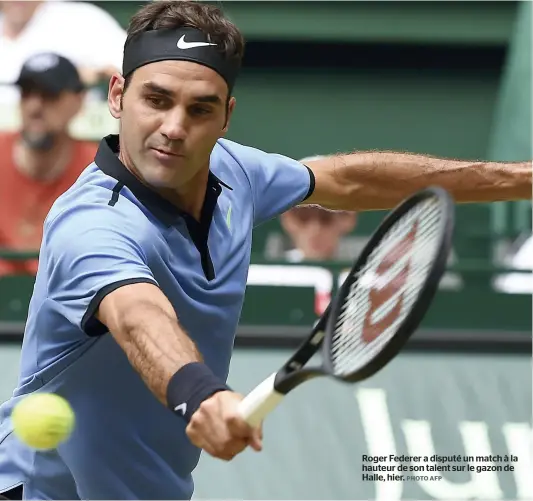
left=279, top=155, right=358, bottom=263
left=0, top=1, right=126, bottom=104
left=280, top=204, right=358, bottom=262
left=0, top=52, right=97, bottom=276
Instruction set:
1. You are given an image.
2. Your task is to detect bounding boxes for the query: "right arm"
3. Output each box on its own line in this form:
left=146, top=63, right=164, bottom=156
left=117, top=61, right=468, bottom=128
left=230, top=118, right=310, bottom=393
left=45, top=203, right=261, bottom=459
left=96, top=282, right=201, bottom=406
left=96, top=282, right=263, bottom=459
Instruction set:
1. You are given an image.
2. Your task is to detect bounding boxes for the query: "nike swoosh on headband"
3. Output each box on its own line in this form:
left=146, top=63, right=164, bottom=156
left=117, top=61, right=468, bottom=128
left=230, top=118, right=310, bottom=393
left=177, top=35, right=217, bottom=50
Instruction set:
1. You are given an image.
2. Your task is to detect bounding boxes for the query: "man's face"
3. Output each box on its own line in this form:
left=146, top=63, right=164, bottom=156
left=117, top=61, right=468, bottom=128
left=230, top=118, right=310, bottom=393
left=108, top=60, right=234, bottom=191
left=19, top=87, right=84, bottom=149
left=281, top=206, right=357, bottom=260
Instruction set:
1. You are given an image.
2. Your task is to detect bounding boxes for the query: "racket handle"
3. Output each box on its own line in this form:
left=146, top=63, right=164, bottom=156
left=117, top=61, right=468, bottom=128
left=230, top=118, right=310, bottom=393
left=238, top=372, right=284, bottom=427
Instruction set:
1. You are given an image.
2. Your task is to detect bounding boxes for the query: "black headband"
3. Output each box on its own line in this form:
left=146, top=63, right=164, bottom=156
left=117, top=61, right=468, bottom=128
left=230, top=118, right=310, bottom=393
left=122, top=27, right=240, bottom=94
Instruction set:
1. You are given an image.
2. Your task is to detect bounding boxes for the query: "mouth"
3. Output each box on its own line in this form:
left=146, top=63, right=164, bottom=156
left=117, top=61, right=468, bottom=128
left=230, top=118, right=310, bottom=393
left=25, top=117, right=45, bottom=127
left=150, top=147, right=184, bottom=158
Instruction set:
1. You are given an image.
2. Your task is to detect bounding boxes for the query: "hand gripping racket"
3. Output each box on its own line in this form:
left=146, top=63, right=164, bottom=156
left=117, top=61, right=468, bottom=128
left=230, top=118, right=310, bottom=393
left=238, top=186, right=454, bottom=427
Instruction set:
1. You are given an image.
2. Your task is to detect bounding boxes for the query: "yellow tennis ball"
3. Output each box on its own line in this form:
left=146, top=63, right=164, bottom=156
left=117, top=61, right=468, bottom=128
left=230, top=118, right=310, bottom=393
left=12, top=393, right=75, bottom=450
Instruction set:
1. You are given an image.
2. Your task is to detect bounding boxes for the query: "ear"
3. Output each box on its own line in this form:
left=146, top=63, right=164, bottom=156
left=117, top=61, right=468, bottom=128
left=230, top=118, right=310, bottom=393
left=221, top=96, right=236, bottom=135
left=108, top=73, right=125, bottom=119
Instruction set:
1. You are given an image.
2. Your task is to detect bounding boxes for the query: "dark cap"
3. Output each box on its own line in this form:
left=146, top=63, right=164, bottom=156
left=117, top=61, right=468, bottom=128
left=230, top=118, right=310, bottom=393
left=15, top=53, right=85, bottom=95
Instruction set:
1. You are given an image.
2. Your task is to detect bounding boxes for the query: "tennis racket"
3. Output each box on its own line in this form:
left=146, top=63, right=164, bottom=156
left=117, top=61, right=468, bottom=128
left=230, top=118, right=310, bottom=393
left=238, top=186, right=454, bottom=427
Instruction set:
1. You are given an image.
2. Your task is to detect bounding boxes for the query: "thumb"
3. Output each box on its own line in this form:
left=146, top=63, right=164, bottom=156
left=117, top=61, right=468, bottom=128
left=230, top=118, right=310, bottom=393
left=247, top=426, right=263, bottom=452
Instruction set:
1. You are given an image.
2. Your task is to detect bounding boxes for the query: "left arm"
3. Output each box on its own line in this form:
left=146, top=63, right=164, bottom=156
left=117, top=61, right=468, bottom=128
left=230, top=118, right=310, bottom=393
left=303, top=151, right=531, bottom=211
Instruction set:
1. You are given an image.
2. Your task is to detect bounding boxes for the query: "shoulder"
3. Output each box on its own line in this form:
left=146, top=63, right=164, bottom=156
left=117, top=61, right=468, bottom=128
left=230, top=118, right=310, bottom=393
left=72, top=139, right=99, bottom=163
left=214, top=138, right=273, bottom=166
left=213, top=138, right=303, bottom=173
left=0, top=130, right=18, bottom=150
left=45, top=166, right=158, bottom=248
left=60, top=140, right=98, bottom=180
left=0, top=133, right=18, bottom=185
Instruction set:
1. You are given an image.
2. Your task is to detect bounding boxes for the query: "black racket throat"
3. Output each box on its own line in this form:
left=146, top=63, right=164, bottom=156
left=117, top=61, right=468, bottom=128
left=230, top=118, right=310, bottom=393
left=273, top=322, right=327, bottom=394
left=273, top=367, right=324, bottom=394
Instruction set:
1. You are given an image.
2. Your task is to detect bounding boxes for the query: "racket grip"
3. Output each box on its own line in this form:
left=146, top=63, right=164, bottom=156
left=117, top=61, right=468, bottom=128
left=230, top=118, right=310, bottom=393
left=238, top=372, right=284, bottom=427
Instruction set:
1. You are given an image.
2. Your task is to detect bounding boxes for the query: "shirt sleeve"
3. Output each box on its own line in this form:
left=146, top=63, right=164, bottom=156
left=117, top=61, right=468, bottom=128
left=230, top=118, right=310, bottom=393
left=43, top=203, right=158, bottom=337
left=222, top=141, right=315, bottom=227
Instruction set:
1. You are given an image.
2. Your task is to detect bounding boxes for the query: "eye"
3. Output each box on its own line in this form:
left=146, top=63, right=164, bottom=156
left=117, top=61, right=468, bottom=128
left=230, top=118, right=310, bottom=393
left=190, top=105, right=212, bottom=116
left=145, top=96, right=166, bottom=108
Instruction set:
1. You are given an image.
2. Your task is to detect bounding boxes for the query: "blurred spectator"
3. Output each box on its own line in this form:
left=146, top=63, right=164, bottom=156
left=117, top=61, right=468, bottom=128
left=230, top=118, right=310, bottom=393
left=276, top=154, right=463, bottom=290
left=279, top=155, right=357, bottom=262
left=280, top=206, right=357, bottom=262
left=0, top=53, right=97, bottom=276
left=0, top=1, right=126, bottom=104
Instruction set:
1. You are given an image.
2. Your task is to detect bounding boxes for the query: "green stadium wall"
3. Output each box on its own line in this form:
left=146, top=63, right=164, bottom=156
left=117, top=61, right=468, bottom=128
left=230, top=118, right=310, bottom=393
left=91, top=1, right=529, bottom=259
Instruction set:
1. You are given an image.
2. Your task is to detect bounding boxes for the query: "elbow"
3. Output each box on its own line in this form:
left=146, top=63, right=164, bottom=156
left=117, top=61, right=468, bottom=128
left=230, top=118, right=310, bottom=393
left=98, top=296, right=164, bottom=343
left=342, top=182, right=413, bottom=211
left=321, top=182, right=363, bottom=211
left=100, top=300, right=139, bottom=346
left=115, top=300, right=166, bottom=335
left=335, top=183, right=385, bottom=212
left=96, top=282, right=175, bottom=340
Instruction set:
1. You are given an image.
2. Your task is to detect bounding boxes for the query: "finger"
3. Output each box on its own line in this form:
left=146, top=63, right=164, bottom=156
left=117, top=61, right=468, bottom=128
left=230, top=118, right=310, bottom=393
left=189, top=394, right=253, bottom=461
left=186, top=421, right=209, bottom=450
left=187, top=411, right=249, bottom=460
left=218, top=437, right=249, bottom=460
left=202, top=436, right=248, bottom=461
left=186, top=410, right=226, bottom=452
left=187, top=425, right=228, bottom=460
left=247, top=427, right=263, bottom=452
left=226, top=413, right=255, bottom=439
left=192, top=398, right=228, bottom=439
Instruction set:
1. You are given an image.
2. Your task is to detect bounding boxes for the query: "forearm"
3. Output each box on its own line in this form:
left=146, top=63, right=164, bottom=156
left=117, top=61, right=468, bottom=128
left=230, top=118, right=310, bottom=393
left=108, top=302, right=202, bottom=405
left=331, top=152, right=531, bottom=210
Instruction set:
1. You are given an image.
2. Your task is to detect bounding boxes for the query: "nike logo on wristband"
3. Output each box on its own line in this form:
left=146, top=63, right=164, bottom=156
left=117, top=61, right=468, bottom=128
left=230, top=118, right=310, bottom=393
left=174, top=402, right=187, bottom=415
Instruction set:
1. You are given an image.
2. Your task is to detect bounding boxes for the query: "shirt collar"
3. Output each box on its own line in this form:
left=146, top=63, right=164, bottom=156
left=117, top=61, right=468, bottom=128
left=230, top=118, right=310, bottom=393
left=94, top=134, right=232, bottom=227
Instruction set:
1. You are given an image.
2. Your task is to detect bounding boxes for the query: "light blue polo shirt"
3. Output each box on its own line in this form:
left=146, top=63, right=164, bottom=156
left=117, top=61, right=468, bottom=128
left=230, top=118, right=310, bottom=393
left=0, top=134, right=314, bottom=500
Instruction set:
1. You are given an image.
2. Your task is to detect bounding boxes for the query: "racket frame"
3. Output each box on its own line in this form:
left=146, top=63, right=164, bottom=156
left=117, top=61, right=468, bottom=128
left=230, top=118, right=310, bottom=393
left=323, top=186, right=455, bottom=382
left=238, top=186, right=454, bottom=426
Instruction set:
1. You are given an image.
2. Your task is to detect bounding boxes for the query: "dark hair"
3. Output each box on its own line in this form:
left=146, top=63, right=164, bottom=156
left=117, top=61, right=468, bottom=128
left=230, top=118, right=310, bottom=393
left=123, top=0, right=245, bottom=92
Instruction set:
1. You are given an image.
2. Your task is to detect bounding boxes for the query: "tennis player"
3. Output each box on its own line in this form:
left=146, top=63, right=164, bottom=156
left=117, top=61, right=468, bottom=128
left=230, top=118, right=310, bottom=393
left=0, top=1, right=529, bottom=499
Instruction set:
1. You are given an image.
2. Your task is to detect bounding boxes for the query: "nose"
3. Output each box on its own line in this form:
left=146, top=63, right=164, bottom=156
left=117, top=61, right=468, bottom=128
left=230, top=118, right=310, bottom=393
left=159, top=107, right=188, bottom=142
left=23, top=92, right=45, bottom=114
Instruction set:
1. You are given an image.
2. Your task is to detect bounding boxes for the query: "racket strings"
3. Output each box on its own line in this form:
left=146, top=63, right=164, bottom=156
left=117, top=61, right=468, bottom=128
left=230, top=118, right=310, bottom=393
left=330, top=199, right=444, bottom=376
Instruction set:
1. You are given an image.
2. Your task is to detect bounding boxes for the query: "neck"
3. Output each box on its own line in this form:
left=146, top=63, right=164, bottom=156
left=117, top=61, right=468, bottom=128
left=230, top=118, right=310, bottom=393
left=157, top=168, right=210, bottom=221
left=118, top=152, right=210, bottom=221
left=117, top=135, right=211, bottom=220
left=14, top=134, right=73, bottom=181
